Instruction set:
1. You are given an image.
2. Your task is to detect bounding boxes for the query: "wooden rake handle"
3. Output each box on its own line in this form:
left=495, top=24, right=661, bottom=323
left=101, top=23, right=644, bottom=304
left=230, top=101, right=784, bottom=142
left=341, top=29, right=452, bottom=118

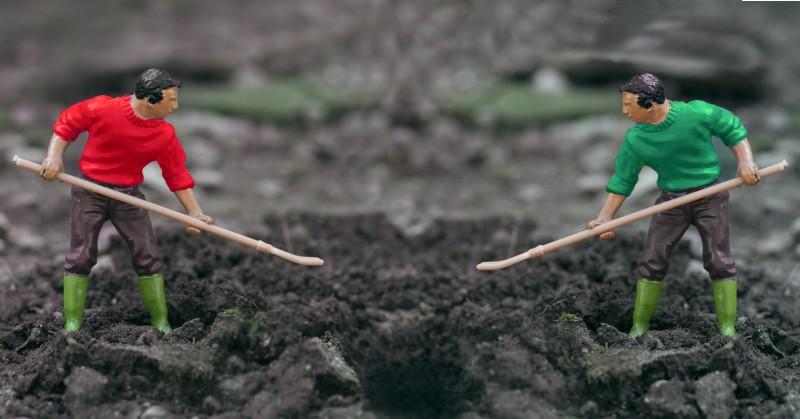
left=13, top=156, right=324, bottom=266
left=477, top=160, right=789, bottom=271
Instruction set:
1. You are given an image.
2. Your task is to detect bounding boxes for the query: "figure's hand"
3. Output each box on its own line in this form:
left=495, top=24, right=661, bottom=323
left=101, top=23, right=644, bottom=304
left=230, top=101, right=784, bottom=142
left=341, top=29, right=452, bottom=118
left=185, top=214, right=214, bottom=235
left=588, top=217, right=615, bottom=240
left=40, top=157, right=64, bottom=181
left=737, top=162, right=760, bottom=186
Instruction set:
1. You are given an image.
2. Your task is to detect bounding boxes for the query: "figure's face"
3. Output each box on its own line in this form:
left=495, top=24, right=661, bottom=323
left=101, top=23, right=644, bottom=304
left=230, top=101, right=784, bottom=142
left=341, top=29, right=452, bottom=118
left=149, top=86, right=179, bottom=118
left=621, top=91, right=651, bottom=124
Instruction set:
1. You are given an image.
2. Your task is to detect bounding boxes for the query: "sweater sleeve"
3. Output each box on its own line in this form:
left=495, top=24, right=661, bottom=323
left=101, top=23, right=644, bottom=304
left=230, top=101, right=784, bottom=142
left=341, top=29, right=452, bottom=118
left=52, top=96, right=113, bottom=141
left=606, top=137, right=644, bottom=197
left=157, top=129, right=196, bottom=192
left=698, top=101, right=748, bottom=147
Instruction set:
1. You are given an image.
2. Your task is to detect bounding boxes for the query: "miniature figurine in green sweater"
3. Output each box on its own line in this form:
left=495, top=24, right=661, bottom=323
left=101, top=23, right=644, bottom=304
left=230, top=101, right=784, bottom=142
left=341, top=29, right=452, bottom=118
left=588, top=73, right=760, bottom=338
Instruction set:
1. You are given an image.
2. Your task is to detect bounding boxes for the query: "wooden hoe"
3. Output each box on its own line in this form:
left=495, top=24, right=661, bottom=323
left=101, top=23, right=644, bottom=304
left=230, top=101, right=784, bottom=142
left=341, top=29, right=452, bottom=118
left=477, top=160, right=789, bottom=271
left=14, top=156, right=324, bottom=266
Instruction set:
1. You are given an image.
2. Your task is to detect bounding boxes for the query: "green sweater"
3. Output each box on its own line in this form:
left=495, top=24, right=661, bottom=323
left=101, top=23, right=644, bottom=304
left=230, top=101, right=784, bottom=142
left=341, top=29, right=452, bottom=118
left=606, top=100, right=747, bottom=196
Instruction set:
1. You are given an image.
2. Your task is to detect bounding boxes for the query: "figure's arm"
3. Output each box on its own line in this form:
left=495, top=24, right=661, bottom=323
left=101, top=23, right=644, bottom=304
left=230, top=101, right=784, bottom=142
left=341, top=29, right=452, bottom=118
left=730, top=139, right=759, bottom=186
left=173, top=188, right=214, bottom=235
left=40, top=134, right=70, bottom=181
left=44, top=96, right=114, bottom=179
left=588, top=192, right=627, bottom=240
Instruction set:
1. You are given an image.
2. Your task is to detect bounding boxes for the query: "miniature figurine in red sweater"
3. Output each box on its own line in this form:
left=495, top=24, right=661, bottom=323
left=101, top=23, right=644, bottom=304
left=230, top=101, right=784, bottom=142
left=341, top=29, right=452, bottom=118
left=40, top=69, right=213, bottom=333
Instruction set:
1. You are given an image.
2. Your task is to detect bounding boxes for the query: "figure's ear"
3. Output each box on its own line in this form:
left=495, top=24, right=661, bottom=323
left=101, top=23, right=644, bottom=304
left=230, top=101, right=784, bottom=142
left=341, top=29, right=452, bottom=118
left=147, top=89, right=164, bottom=105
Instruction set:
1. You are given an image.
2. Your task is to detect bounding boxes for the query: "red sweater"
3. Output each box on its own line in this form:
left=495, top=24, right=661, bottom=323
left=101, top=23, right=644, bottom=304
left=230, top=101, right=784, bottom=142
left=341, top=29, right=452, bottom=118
left=53, top=95, right=195, bottom=192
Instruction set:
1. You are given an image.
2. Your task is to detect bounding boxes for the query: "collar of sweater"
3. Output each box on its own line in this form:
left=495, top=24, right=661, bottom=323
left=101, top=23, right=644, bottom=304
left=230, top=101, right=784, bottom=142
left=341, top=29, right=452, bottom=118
left=636, top=101, right=681, bottom=132
left=124, top=96, right=165, bottom=128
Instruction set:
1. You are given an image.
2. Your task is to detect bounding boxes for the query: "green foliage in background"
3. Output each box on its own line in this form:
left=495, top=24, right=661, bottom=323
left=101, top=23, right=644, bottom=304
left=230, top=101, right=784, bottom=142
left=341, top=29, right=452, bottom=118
left=751, top=133, right=780, bottom=153
left=182, top=75, right=620, bottom=131
left=0, top=107, right=10, bottom=130
left=792, top=112, right=800, bottom=136
left=181, top=77, right=376, bottom=126
left=440, top=80, right=619, bottom=130
left=24, top=128, right=52, bottom=148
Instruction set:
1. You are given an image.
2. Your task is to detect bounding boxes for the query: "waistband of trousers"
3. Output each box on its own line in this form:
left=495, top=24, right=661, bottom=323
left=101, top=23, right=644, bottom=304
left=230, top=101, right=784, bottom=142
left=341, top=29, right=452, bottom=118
left=661, top=177, right=721, bottom=195
left=79, top=172, right=140, bottom=191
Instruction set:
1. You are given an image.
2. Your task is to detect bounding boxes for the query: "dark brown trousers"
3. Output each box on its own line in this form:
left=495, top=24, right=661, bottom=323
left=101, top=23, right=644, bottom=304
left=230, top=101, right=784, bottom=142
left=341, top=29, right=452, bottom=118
left=64, top=173, right=163, bottom=277
left=638, top=178, right=736, bottom=281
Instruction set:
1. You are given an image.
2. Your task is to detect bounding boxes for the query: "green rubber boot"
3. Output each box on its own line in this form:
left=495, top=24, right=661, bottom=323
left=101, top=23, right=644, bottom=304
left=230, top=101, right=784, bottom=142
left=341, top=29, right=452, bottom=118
left=138, top=274, right=172, bottom=334
left=629, top=278, right=663, bottom=339
left=64, top=274, right=89, bottom=332
left=712, top=279, right=737, bottom=337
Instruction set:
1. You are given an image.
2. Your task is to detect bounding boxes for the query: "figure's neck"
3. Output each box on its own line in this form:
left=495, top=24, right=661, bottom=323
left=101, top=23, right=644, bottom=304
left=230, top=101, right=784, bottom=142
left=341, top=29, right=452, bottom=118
left=130, top=96, right=155, bottom=120
left=648, top=100, right=670, bottom=125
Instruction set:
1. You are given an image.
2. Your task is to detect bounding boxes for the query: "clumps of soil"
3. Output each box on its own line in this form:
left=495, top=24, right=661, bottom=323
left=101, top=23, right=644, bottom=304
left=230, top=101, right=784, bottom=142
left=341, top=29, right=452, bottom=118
left=1, top=213, right=799, bottom=418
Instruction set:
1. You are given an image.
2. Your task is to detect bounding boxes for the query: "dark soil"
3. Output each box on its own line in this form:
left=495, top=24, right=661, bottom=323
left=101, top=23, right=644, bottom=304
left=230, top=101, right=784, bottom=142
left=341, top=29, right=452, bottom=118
left=1, top=213, right=799, bottom=418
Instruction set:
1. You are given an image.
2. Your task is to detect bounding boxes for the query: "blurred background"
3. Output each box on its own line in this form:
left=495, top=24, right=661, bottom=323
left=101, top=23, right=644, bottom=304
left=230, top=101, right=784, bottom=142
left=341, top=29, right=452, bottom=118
left=0, top=0, right=799, bottom=278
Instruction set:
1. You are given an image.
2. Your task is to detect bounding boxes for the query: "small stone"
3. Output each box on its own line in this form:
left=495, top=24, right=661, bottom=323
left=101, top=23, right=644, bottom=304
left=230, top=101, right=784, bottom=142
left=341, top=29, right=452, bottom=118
left=756, top=232, right=793, bottom=255
left=11, top=228, right=45, bottom=250
left=202, top=396, right=221, bottom=412
left=531, top=67, right=570, bottom=93
left=94, top=255, right=115, bottom=272
left=0, top=211, right=10, bottom=240
left=257, top=179, right=284, bottom=198
left=579, top=400, right=598, bottom=416
left=695, top=371, right=737, bottom=419
left=192, top=169, right=225, bottom=191
left=64, top=366, right=108, bottom=407
left=226, top=355, right=247, bottom=373
left=186, top=140, right=220, bottom=168
left=218, top=378, right=243, bottom=393
left=141, top=405, right=169, bottom=418
left=576, top=174, right=608, bottom=195
left=643, top=379, right=699, bottom=417
left=686, top=259, right=707, bottom=278
left=789, top=217, right=800, bottom=240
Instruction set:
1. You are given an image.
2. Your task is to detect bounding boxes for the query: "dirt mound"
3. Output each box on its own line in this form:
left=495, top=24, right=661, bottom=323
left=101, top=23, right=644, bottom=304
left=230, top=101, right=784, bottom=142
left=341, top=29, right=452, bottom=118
left=1, top=213, right=799, bottom=418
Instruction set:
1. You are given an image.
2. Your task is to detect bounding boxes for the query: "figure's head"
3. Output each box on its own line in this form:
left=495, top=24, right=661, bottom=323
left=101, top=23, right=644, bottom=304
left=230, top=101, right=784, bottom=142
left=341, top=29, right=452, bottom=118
left=135, top=68, right=181, bottom=104
left=619, top=73, right=665, bottom=109
left=619, top=73, right=667, bottom=124
left=134, top=69, right=181, bottom=118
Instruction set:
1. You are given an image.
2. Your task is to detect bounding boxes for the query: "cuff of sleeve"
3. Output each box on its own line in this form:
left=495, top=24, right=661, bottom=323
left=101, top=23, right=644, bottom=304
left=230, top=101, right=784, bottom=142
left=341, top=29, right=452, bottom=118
left=52, top=126, right=78, bottom=142
left=166, top=174, right=196, bottom=192
left=606, top=183, right=633, bottom=197
left=725, top=135, right=746, bottom=147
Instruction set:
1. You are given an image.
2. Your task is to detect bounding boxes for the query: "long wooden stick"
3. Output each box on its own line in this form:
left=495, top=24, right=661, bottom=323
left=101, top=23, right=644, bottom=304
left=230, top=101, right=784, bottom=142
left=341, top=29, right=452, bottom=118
left=477, top=160, right=788, bottom=271
left=13, top=156, right=324, bottom=266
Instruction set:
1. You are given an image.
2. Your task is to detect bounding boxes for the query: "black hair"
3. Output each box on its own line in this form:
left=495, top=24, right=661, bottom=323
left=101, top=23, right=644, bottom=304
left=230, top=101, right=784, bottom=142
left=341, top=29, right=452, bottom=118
left=134, top=68, right=182, bottom=104
left=619, top=73, right=665, bottom=109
